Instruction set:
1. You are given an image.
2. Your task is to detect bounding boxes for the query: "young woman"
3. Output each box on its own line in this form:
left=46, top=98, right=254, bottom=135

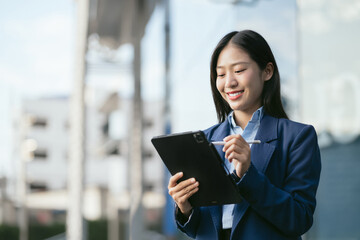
left=167, top=30, right=321, bottom=240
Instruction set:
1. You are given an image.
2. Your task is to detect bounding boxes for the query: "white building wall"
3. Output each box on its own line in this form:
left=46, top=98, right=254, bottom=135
left=19, top=95, right=165, bottom=199
left=142, top=100, right=165, bottom=192
left=24, top=98, right=69, bottom=190
left=21, top=96, right=108, bottom=191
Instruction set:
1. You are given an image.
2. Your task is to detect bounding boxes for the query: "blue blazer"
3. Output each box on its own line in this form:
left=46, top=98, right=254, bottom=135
left=176, top=113, right=321, bottom=240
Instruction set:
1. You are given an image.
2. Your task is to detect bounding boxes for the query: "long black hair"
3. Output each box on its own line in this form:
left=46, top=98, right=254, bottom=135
left=210, top=30, right=288, bottom=122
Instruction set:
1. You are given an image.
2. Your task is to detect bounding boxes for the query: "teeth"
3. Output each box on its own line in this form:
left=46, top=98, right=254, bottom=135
left=228, top=91, right=243, bottom=97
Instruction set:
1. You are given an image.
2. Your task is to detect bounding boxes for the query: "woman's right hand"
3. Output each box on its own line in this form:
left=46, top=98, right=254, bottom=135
left=168, top=172, right=199, bottom=217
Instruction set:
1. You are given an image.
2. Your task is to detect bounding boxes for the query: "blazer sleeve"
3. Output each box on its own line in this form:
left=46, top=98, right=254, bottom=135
left=175, top=205, right=201, bottom=238
left=237, top=125, right=321, bottom=237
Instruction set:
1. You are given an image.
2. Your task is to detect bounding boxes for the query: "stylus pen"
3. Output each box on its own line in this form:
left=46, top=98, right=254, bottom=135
left=211, top=140, right=261, bottom=145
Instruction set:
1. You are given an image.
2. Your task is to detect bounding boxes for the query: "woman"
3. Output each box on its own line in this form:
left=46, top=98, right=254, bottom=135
left=167, top=30, right=321, bottom=240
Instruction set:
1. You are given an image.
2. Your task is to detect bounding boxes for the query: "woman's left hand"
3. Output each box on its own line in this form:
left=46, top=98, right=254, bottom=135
left=223, top=135, right=251, bottom=179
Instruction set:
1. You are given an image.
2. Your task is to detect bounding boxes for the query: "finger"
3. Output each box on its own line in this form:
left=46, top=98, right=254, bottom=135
left=171, top=181, right=198, bottom=202
left=223, top=134, right=239, bottom=142
left=227, top=151, right=245, bottom=164
left=224, top=144, right=242, bottom=159
left=176, top=184, right=199, bottom=203
left=172, top=177, right=196, bottom=192
left=168, top=172, right=183, bottom=188
left=223, top=139, right=237, bottom=152
left=223, top=137, right=247, bottom=152
left=225, top=140, right=252, bottom=156
left=223, top=134, right=245, bottom=142
left=225, top=141, right=250, bottom=159
left=180, top=186, right=199, bottom=201
left=177, top=181, right=199, bottom=198
left=168, top=177, right=197, bottom=197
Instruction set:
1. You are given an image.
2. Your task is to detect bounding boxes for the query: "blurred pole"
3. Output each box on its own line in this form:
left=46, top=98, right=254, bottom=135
left=18, top=162, right=27, bottom=240
left=0, top=177, right=5, bottom=224
left=164, top=0, right=171, bottom=124
left=107, top=193, right=119, bottom=240
left=129, top=0, right=144, bottom=239
left=66, top=0, right=89, bottom=239
left=18, top=120, right=28, bottom=240
left=295, top=0, right=302, bottom=121
left=162, top=0, right=177, bottom=237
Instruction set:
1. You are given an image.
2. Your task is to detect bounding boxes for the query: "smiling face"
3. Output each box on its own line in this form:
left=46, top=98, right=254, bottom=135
left=216, top=43, right=273, bottom=121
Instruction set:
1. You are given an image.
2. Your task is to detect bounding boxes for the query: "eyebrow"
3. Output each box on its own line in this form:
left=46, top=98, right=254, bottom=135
left=216, top=61, right=250, bottom=69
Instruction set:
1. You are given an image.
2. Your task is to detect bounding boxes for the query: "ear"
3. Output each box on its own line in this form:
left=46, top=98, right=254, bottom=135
left=263, top=62, right=274, bottom=81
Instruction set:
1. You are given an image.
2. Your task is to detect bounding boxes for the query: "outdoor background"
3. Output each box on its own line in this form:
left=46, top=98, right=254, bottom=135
left=0, top=0, right=359, bottom=239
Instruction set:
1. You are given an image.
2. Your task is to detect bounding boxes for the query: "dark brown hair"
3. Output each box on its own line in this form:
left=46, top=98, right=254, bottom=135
left=210, top=30, right=288, bottom=122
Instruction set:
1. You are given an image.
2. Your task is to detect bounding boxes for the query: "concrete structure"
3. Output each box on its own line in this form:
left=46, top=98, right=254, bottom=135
left=23, top=97, right=72, bottom=191
left=0, top=177, right=17, bottom=225
left=13, top=92, right=165, bottom=221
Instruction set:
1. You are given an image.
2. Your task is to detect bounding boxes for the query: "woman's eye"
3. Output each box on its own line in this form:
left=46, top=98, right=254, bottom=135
left=235, top=69, right=245, bottom=73
left=217, top=74, right=225, bottom=77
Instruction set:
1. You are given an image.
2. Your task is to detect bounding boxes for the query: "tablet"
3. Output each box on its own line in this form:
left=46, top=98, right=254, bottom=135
left=151, top=130, right=242, bottom=207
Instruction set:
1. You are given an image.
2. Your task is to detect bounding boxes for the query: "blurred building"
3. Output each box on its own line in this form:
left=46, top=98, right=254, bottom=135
left=11, top=92, right=165, bottom=226
left=298, top=1, right=360, bottom=239
left=22, top=97, right=73, bottom=191
left=0, top=177, right=17, bottom=225
left=308, top=134, right=360, bottom=239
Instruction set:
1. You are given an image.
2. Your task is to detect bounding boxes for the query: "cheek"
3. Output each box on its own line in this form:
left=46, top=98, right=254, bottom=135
left=251, top=81, right=265, bottom=97
left=216, top=79, right=224, bottom=92
left=242, top=71, right=255, bottom=85
left=245, top=72, right=263, bottom=91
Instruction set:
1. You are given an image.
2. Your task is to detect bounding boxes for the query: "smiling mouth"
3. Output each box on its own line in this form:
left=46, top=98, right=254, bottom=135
left=227, top=90, right=244, bottom=98
left=228, top=91, right=244, bottom=97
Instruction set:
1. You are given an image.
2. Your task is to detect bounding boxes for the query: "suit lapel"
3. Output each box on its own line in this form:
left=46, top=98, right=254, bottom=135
left=251, top=142, right=275, bottom=174
left=206, top=114, right=279, bottom=237
left=251, top=113, right=278, bottom=173
left=209, top=120, right=230, bottom=161
left=231, top=113, right=278, bottom=235
left=209, top=114, right=278, bottom=174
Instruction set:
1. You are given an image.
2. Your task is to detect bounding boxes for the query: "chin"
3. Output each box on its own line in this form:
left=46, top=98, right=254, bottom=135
left=229, top=103, right=245, bottom=111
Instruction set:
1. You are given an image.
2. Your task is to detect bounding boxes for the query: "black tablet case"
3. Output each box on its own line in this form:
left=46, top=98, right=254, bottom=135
left=151, top=131, right=242, bottom=207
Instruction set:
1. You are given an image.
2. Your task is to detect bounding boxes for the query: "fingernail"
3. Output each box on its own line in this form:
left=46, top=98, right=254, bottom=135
left=191, top=178, right=195, bottom=183
left=178, top=172, right=183, bottom=176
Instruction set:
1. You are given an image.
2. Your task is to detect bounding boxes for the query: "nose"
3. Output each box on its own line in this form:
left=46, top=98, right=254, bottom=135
left=225, top=72, right=238, bottom=88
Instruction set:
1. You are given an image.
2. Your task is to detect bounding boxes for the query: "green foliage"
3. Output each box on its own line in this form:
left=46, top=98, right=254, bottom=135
left=0, top=224, right=19, bottom=240
left=0, top=220, right=114, bottom=240
left=87, top=219, right=108, bottom=240
left=29, top=223, right=65, bottom=240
